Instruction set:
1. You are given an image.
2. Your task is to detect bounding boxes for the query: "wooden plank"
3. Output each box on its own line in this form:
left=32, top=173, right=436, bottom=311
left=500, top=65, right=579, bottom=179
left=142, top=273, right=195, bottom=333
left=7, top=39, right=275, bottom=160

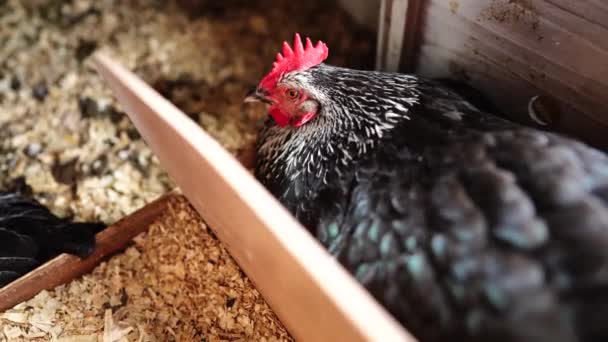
left=409, top=0, right=608, bottom=147
left=92, top=52, right=415, bottom=342
left=543, top=0, right=608, bottom=31
left=0, top=193, right=176, bottom=312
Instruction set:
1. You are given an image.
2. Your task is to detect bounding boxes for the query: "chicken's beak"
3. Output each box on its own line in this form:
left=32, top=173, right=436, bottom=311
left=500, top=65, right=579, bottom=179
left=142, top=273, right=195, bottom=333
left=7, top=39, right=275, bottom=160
left=244, top=87, right=272, bottom=104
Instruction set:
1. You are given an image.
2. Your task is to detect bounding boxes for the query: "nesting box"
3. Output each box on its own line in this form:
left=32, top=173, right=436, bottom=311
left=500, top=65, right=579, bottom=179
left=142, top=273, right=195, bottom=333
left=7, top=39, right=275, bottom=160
left=2, top=1, right=607, bottom=341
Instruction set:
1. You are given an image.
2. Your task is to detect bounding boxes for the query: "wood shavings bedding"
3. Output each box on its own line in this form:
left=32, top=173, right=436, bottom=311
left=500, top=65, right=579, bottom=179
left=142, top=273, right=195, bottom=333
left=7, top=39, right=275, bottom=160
left=0, top=0, right=374, bottom=223
left=1, top=196, right=293, bottom=341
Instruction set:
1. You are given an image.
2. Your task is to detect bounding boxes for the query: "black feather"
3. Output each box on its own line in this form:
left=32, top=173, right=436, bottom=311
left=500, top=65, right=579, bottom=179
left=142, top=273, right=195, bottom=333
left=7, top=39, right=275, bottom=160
left=0, top=192, right=104, bottom=287
left=254, top=63, right=608, bottom=341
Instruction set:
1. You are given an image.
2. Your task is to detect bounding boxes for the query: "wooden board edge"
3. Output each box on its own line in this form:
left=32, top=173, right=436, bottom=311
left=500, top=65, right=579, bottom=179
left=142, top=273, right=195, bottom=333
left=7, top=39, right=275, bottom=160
left=0, top=192, right=179, bottom=312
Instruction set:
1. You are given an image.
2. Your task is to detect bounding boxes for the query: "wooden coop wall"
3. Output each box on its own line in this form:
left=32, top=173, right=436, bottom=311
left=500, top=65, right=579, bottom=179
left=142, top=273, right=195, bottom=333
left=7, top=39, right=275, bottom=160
left=377, top=0, right=608, bottom=148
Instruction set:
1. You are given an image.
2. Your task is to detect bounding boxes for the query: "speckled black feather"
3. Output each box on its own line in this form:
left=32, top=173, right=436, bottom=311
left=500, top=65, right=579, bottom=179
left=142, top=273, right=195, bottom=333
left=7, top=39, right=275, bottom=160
left=0, top=192, right=104, bottom=287
left=254, top=64, right=608, bottom=342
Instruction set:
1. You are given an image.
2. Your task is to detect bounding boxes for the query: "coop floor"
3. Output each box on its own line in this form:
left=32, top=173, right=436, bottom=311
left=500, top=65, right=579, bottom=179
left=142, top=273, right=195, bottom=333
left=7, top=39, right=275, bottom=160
left=0, top=0, right=374, bottom=341
left=3, top=196, right=294, bottom=342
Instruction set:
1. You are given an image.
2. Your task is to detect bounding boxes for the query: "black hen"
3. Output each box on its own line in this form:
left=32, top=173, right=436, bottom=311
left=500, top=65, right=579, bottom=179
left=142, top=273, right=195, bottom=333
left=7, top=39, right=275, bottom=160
left=0, top=192, right=104, bottom=287
left=245, top=34, right=608, bottom=342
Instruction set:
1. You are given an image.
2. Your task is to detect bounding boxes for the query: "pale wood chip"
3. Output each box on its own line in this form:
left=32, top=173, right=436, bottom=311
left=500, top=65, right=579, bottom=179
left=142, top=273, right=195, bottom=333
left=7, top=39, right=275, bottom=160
left=103, top=309, right=114, bottom=342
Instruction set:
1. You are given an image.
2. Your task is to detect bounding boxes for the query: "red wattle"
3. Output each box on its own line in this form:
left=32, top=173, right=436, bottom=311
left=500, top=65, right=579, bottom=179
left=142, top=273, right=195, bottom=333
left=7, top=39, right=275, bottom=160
left=269, top=106, right=290, bottom=127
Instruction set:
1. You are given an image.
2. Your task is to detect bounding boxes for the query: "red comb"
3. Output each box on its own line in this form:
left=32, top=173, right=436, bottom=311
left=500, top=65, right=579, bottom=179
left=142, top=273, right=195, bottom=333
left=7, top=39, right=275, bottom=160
left=259, top=33, right=328, bottom=90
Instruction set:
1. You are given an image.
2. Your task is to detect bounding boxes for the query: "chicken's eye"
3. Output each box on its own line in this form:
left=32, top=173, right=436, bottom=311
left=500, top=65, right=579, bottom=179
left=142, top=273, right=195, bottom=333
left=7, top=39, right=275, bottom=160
left=286, top=89, right=300, bottom=100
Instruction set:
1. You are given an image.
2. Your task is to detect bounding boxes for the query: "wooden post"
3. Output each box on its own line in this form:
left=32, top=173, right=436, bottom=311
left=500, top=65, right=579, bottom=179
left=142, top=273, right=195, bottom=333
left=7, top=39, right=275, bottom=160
left=376, top=0, right=424, bottom=72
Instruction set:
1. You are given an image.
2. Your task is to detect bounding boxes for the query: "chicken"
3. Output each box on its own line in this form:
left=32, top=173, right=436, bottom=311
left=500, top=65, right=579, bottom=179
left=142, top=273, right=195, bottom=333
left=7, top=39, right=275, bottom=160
left=0, top=192, right=104, bottom=287
left=244, top=34, right=608, bottom=342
